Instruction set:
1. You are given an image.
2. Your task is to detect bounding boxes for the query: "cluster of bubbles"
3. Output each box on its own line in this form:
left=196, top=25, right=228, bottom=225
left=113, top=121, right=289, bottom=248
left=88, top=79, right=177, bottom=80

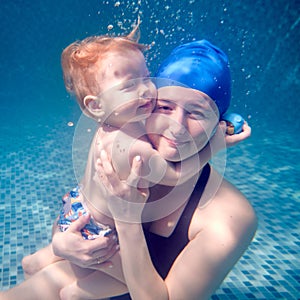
left=65, top=0, right=260, bottom=129
left=94, top=0, right=202, bottom=69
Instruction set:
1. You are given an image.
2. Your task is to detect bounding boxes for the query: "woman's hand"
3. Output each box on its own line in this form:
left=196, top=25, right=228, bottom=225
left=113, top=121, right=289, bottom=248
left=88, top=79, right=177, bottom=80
left=52, top=214, right=118, bottom=270
left=96, top=150, right=149, bottom=223
left=208, top=121, right=251, bottom=154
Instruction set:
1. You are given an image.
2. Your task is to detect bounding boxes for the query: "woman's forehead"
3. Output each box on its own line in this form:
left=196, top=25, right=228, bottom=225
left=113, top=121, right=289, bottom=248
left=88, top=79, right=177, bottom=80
left=157, top=86, right=215, bottom=108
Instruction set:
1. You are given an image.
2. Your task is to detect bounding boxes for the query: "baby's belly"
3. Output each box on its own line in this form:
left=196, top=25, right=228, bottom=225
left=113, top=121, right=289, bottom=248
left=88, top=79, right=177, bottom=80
left=83, top=196, right=116, bottom=229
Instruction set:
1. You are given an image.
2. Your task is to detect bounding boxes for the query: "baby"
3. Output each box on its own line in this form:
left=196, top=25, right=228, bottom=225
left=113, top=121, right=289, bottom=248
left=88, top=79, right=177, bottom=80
left=21, top=22, right=247, bottom=299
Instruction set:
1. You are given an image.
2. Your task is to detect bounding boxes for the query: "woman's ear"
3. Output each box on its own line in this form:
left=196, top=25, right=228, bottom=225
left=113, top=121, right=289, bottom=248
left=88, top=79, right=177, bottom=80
left=83, top=95, right=105, bottom=121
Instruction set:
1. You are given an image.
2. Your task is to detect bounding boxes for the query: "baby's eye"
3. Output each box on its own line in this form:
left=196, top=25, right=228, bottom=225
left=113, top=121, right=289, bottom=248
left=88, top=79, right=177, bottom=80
left=121, top=81, right=135, bottom=90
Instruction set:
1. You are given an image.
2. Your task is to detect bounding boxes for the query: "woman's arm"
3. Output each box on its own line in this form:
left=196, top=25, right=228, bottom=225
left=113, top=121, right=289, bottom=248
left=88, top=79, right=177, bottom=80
left=98, top=152, right=257, bottom=300
left=115, top=221, right=169, bottom=300
left=98, top=151, right=169, bottom=299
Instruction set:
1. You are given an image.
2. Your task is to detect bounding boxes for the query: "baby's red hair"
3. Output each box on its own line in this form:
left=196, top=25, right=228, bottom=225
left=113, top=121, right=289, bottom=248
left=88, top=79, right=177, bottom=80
left=61, top=19, right=146, bottom=113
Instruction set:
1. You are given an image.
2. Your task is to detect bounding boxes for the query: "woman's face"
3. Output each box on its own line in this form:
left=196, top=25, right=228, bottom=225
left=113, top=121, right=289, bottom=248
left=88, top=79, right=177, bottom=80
left=146, top=86, right=219, bottom=162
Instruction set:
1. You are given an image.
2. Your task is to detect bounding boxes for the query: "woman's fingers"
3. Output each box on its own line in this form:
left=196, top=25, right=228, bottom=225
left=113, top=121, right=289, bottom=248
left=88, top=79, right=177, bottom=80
left=96, top=150, right=149, bottom=222
left=97, top=151, right=145, bottom=195
left=98, top=150, right=123, bottom=191
left=89, top=241, right=119, bottom=270
left=91, top=231, right=118, bottom=255
left=241, top=121, right=252, bottom=138
left=89, top=260, right=114, bottom=270
left=53, top=214, right=119, bottom=268
left=126, top=155, right=142, bottom=188
left=67, top=214, right=91, bottom=233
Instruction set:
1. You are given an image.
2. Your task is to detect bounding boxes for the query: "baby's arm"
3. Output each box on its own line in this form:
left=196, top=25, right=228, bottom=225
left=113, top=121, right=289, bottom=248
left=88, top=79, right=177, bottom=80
left=138, top=120, right=250, bottom=186
left=135, top=137, right=206, bottom=186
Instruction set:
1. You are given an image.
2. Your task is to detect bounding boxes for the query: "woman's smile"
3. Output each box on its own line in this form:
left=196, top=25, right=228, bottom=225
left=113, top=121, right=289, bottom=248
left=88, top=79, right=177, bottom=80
left=163, top=135, right=189, bottom=147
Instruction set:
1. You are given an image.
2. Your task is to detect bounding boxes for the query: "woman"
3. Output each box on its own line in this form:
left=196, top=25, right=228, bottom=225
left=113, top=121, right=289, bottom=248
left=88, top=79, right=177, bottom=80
left=55, top=40, right=256, bottom=299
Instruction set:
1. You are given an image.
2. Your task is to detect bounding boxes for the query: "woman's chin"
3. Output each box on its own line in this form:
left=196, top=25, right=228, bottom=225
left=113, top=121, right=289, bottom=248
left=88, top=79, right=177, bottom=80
left=162, top=151, right=194, bottom=162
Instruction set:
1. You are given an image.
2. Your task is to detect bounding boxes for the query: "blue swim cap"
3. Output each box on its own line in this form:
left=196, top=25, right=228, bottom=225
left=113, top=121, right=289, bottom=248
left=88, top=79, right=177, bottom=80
left=156, top=40, right=231, bottom=116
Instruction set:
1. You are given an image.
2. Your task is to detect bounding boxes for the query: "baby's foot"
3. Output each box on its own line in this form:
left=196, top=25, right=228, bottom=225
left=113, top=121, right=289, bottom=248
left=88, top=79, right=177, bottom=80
left=60, top=282, right=79, bottom=300
left=22, top=244, right=61, bottom=278
left=22, top=253, right=43, bottom=277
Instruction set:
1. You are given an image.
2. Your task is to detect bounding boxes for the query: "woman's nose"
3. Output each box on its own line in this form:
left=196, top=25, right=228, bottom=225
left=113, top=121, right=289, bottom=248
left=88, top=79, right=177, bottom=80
left=170, top=110, right=187, bottom=137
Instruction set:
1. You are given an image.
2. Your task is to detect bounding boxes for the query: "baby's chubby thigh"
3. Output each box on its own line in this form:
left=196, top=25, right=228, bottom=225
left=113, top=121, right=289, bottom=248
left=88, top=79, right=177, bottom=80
left=2, top=260, right=96, bottom=300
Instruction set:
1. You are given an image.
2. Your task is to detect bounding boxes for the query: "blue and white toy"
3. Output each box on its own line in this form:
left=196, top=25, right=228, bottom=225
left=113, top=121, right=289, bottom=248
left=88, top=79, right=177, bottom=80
left=222, top=112, right=244, bottom=135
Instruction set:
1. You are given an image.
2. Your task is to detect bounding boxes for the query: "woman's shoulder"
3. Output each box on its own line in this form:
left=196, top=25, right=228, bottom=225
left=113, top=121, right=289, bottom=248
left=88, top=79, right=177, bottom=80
left=190, top=167, right=257, bottom=241
left=198, top=166, right=250, bottom=208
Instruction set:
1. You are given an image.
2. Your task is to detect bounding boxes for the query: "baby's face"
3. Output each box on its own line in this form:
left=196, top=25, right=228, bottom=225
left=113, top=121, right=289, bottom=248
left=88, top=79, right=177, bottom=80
left=97, top=49, right=156, bottom=127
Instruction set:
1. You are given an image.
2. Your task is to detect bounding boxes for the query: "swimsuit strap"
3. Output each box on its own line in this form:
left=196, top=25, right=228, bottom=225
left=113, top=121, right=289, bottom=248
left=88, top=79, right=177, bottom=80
left=143, top=164, right=211, bottom=279
left=172, top=163, right=211, bottom=244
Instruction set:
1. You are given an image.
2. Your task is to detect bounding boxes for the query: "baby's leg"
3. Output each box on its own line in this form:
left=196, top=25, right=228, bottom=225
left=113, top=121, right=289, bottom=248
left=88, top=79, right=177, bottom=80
left=1, top=260, right=82, bottom=300
left=22, top=243, right=62, bottom=278
left=0, top=260, right=127, bottom=300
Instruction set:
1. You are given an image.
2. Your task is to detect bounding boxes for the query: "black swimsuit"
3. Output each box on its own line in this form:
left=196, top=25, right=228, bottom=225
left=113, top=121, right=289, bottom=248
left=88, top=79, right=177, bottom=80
left=111, top=164, right=211, bottom=300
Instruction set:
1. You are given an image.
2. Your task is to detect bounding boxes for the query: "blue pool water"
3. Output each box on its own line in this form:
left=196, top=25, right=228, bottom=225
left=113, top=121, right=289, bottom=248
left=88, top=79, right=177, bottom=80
left=1, top=0, right=299, bottom=299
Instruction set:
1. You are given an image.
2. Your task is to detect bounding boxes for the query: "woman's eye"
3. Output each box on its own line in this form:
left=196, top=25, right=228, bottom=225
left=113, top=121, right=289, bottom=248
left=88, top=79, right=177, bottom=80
left=189, top=111, right=205, bottom=119
left=157, top=105, right=172, bottom=111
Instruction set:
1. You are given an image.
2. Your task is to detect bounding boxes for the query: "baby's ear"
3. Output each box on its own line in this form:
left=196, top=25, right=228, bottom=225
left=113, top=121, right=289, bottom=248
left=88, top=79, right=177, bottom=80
left=83, top=95, right=105, bottom=122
